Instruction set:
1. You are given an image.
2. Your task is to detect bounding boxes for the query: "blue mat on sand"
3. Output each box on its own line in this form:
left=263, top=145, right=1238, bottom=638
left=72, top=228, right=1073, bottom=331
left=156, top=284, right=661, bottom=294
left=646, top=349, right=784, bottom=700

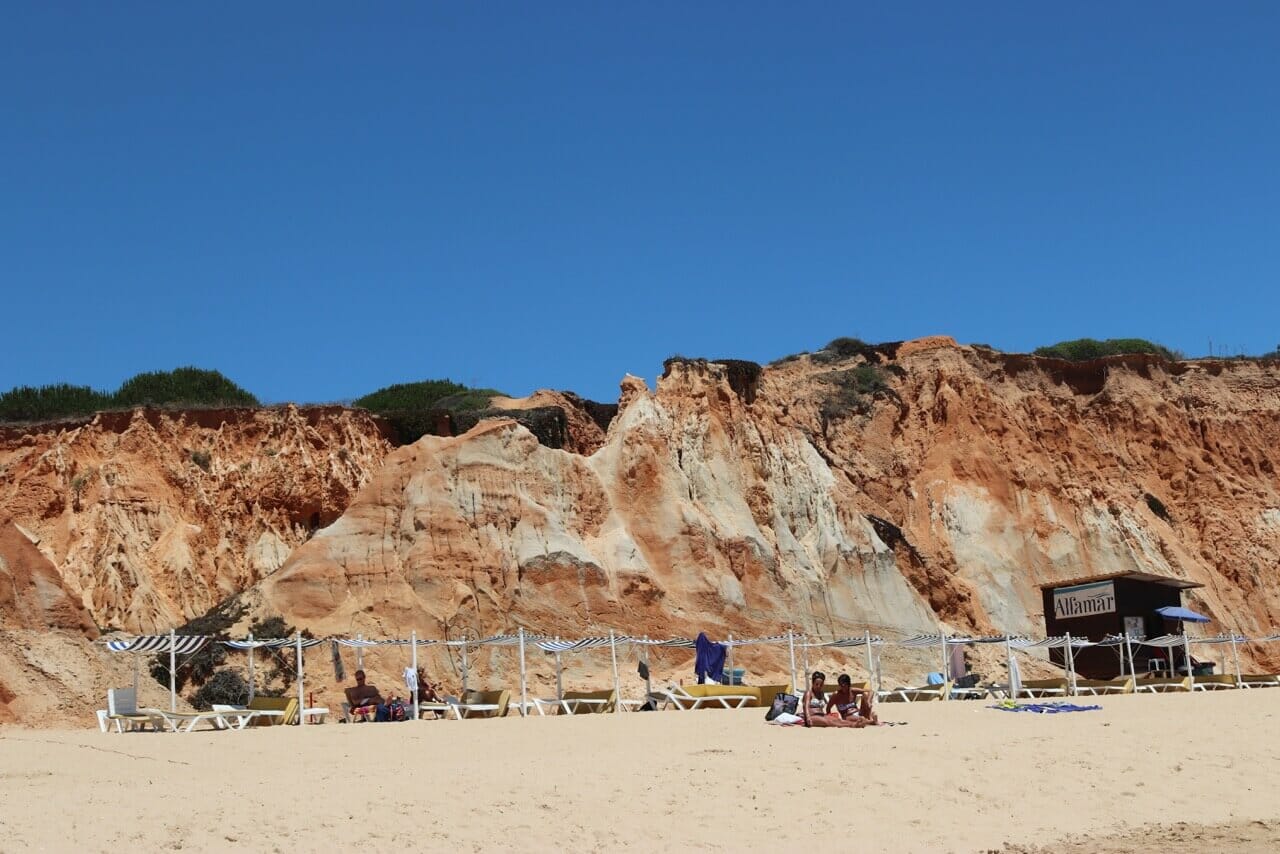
left=988, top=701, right=1101, bottom=714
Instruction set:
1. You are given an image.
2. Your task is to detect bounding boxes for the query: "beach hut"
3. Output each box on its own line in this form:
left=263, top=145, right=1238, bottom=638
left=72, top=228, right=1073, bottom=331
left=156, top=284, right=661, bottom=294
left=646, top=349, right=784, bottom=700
left=1039, top=571, right=1204, bottom=678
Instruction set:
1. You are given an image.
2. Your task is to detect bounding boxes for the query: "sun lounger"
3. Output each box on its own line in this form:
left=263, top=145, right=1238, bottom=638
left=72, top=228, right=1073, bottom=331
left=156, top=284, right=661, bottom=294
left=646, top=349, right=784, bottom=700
left=417, top=701, right=452, bottom=719
left=144, top=709, right=237, bottom=732
left=949, top=685, right=990, bottom=700
left=1013, top=679, right=1068, bottom=699
left=1239, top=674, right=1280, bottom=689
left=1074, top=677, right=1135, bottom=695
left=1191, top=675, right=1238, bottom=692
left=657, top=685, right=756, bottom=710
left=878, top=681, right=952, bottom=703
left=750, top=684, right=793, bottom=709
left=547, top=689, right=617, bottom=715
left=210, top=697, right=299, bottom=727
left=105, top=687, right=160, bottom=732
left=1135, top=676, right=1192, bottom=693
left=449, top=689, right=511, bottom=719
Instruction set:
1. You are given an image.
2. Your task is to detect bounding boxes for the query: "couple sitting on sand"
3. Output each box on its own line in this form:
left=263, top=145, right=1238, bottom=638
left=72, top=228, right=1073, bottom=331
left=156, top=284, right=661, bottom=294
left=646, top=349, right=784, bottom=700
left=802, top=671, right=879, bottom=728
left=345, top=668, right=443, bottom=722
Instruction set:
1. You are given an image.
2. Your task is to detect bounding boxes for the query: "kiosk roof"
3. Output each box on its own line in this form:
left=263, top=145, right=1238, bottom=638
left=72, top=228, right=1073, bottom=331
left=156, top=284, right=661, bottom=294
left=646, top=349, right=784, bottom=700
left=1036, top=570, right=1203, bottom=591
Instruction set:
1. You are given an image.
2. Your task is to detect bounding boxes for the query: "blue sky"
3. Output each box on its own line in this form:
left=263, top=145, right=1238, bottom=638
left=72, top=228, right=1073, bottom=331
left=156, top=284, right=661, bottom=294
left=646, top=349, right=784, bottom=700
left=3, top=4, right=1277, bottom=403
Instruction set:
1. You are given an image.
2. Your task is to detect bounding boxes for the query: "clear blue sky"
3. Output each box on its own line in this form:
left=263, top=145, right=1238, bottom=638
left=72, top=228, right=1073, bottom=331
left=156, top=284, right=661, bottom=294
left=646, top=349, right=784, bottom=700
left=3, top=4, right=1277, bottom=403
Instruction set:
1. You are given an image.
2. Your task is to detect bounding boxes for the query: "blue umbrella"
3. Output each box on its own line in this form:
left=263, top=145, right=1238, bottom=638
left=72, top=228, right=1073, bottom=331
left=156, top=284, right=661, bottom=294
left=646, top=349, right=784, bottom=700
left=1156, top=606, right=1211, bottom=623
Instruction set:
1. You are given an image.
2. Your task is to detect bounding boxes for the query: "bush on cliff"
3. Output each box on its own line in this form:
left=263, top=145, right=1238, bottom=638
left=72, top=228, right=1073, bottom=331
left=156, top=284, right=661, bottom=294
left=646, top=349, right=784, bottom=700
left=819, top=364, right=891, bottom=421
left=114, top=367, right=259, bottom=408
left=0, top=384, right=114, bottom=423
left=0, top=368, right=259, bottom=424
left=353, top=379, right=471, bottom=412
left=1033, top=338, right=1180, bottom=362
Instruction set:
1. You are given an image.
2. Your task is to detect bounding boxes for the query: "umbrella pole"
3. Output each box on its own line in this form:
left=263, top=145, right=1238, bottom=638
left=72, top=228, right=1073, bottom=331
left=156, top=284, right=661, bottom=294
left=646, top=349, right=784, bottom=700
left=552, top=637, right=563, bottom=706
left=1124, top=632, right=1137, bottom=682
left=1064, top=633, right=1075, bottom=697
left=169, top=628, right=177, bottom=713
left=864, top=630, right=874, bottom=685
left=247, top=632, right=256, bottom=703
left=411, top=630, right=419, bottom=720
left=1005, top=635, right=1014, bottom=699
left=642, top=637, right=652, bottom=701
left=518, top=628, right=528, bottom=718
left=802, top=636, right=809, bottom=685
left=1184, top=631, right=1194, bottom=690
left=1231, top=628, right=1243, bottom=686
left=356, top=633, right=363, bottom=671
left=295, top=632, right=305, bottom=725
left=940, top=634, right=949, bottom=683
left=609, top=630, right=621, bottom=715
left=787, top=631, right=797, bottom=693
left=726, top=634, right=733, bottom=685
left=461, top=643, right=469, bottom=695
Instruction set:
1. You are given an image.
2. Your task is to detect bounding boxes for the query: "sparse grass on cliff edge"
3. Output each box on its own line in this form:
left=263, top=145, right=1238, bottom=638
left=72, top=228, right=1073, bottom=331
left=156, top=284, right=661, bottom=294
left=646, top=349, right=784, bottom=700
left=1033, top=338, right=1182, bottom=362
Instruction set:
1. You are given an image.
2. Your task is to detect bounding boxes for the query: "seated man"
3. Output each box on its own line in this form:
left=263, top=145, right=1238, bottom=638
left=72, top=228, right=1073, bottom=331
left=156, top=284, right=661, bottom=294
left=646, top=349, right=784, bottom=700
left=345, top=669, right=385, bottom=722
left=415, top=667, right=444, bottom=704
left=826, top=673, right=879, bottom=726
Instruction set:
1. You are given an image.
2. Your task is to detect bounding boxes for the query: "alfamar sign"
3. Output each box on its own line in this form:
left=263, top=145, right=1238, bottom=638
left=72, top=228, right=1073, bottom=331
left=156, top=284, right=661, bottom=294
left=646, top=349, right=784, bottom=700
left=1053, top=580, right=1117, bottom=620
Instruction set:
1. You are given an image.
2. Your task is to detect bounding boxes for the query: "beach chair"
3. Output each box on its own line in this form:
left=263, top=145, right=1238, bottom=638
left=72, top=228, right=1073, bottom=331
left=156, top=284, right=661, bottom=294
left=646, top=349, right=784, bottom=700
left=1238, top=674, right=1280, bottom=689
left=1014, top=679, right=1068, bottom=699
left=1191, top=675, right=1238, bottom=692
left=1075, top=677, right=1135, bottom=696
left=210, top=697, right=299, bottom=728
left=878, top=681, right=952, bottom=703
left=554, top=689, right=617, bottom=715
left=657, top=684, right=756, bottom=710
left=449, top=689, right=510, bottom=719
left=1134, top=675, right=1192, bottom=693
left=106, top=687, right=159, bottom=732
left=144, top=708, right=235, bottom=733
left=750, top=684, right=793, bottom=709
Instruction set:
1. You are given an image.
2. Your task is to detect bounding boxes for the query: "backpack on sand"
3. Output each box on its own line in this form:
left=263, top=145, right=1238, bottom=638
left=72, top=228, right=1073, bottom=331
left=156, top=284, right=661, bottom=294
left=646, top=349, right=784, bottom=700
left=765, top=692, right=799, bottom=721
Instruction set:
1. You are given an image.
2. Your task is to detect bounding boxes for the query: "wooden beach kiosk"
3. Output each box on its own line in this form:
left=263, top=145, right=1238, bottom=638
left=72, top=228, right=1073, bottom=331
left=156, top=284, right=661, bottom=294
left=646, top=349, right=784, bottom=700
left=1039, top=571, right=1204, bottom=678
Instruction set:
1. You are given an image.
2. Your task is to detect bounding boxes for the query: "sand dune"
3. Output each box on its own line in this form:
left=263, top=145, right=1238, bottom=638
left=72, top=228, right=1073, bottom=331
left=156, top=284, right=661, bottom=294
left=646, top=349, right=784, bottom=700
left=1, top=691, right=1278, bottom=853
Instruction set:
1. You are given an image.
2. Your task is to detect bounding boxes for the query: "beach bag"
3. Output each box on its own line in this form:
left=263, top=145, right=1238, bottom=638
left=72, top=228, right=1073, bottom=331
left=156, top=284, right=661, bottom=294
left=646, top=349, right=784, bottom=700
left=765, top=692, right=799, bottom=721
left=386, top=699, right=407, bottom=722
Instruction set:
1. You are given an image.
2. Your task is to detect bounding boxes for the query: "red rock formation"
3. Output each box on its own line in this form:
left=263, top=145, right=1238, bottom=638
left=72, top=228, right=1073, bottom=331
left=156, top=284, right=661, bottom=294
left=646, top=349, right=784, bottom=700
left=5, top=341, right=1280, bottom=724
left=0, top=405, right=391, bottom=633
left=249, top=342, right=1280, bottom=680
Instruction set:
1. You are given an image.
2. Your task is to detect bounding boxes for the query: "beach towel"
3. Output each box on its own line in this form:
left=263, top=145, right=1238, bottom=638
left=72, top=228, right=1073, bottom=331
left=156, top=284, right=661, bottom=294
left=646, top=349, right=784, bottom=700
left=694, top=632, right=726, bottom=685
left=767, top=712, right=804, bottom=726
left=988, top=701, right=1101, bottom=714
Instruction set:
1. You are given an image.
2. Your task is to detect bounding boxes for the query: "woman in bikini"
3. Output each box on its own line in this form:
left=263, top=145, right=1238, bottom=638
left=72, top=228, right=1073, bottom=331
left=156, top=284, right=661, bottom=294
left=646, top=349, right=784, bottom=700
left=802, top=671, right=857, bottom=728
left=826, top=673, right=878, bottom=726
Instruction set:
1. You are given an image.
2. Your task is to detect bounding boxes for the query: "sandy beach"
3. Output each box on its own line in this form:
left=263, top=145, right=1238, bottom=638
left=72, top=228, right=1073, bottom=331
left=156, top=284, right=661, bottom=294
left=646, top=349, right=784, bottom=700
left=2, top=690, right=1278, bottom=853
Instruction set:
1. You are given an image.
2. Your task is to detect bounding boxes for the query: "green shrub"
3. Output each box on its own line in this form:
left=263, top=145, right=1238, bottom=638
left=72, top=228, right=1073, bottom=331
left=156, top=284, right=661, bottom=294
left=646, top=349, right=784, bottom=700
left=430, top=389, right=505, bottom=412
left=0, top=384, right=114, bottom=423
left=819, top=365, right=891, bottom=421
left=114, top=367, right=258, bottom=408
left=353, top=379, right=470, bottom=412
left=190, top=669, right=251, bottom=710
left=1033, top=338, right=1180, bottom=362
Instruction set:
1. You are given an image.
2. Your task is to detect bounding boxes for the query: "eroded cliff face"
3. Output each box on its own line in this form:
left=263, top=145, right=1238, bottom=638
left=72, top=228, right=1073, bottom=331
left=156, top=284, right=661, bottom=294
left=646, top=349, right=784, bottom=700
left=4, top=341, right=1280, bottom=725
left=247, top=340, right=1280, bottom=681
left=0, top=406, right=391, bottom=633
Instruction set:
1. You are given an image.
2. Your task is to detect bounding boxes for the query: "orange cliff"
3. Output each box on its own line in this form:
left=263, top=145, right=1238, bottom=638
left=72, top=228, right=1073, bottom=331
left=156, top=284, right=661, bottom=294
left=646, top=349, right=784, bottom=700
left=4, top=340, right=1280, bottom=725
left=246, top=342, right=1280, bottom=676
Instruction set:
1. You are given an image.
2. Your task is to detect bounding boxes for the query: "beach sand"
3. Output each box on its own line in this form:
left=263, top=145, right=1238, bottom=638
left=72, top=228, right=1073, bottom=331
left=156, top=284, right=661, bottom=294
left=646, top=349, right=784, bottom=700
left=1, top=690, right=1277, bottom=853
